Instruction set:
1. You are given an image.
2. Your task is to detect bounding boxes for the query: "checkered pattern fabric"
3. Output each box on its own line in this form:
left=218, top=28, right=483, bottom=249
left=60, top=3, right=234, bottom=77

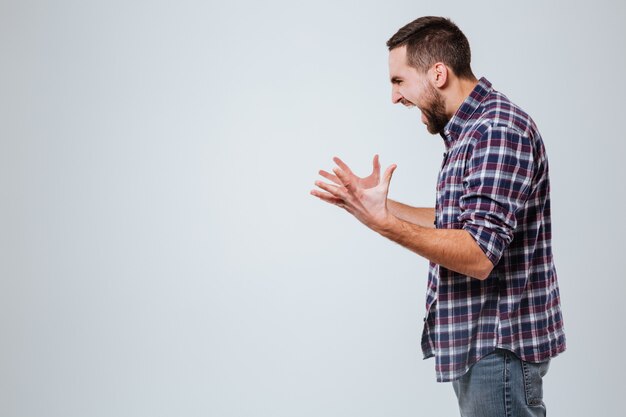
left=421, top=78, right=566, bottom=382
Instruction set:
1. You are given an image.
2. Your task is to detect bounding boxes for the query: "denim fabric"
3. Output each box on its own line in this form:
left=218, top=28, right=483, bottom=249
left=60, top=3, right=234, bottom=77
left=452, top=349, right=550, bottom=417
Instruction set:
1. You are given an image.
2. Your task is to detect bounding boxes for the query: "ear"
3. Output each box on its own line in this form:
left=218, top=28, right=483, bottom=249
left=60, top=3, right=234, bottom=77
left=431, top=62, right=448, bottom=88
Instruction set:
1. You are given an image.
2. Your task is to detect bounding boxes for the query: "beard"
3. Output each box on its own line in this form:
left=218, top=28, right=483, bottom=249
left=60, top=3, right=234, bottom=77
left=421, top=85, right=449, bottom=135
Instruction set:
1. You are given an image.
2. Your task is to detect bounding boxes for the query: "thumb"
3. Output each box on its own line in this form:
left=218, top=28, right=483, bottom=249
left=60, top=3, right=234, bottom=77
left=381, top=164, right=397, bottom=192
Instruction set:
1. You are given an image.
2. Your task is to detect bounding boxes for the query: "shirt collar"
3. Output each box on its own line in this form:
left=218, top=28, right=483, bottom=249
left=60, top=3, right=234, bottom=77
left=440, top=77, right=492, bottom=147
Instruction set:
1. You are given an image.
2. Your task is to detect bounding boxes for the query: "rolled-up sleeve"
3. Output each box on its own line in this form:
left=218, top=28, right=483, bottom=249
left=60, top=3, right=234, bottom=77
left=458, top=126, right=534, bottom=266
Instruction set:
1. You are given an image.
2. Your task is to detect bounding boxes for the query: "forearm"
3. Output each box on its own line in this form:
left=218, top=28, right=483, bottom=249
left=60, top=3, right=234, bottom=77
left=312, top=157, right=491, bottom=279
left=387, top=200, right=435, bottom=228
left=377, top=215, right=494, bottom=280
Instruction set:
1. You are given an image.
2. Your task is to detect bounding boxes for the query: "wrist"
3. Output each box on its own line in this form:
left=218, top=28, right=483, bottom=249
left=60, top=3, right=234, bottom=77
left=374, top=212, right=399, bottom=236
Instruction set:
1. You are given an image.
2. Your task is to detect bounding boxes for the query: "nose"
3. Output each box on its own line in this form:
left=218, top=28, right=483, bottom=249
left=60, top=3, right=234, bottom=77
left=391, top=90, right=403, bottom=104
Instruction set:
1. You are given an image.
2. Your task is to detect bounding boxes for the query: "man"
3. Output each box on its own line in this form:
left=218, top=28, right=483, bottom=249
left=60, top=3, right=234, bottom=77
left=310, top=16, right=566, bottom=417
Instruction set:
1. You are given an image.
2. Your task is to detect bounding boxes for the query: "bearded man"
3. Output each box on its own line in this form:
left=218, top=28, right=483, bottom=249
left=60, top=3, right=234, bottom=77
left=311, top=16, right=566, bottom=417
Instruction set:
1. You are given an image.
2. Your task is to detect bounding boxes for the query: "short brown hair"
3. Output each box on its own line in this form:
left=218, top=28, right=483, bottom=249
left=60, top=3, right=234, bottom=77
left=387, top=16, right=475, bottom=79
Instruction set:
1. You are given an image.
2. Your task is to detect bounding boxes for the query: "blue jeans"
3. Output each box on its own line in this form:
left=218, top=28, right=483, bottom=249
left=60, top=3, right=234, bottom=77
left=452, top=349, right=550, bottom=417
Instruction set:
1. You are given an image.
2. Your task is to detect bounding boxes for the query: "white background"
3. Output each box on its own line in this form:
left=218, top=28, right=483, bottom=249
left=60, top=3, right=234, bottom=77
left=1, top=0, right=625, bottom=416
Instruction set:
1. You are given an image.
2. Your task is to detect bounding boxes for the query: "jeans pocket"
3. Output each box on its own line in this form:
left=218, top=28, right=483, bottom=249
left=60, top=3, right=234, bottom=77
left=521, top=359, right=550, bottom=407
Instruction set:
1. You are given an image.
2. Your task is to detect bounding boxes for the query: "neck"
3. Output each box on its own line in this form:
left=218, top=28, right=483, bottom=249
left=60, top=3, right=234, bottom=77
left=444, top=76, right=479, bottom=119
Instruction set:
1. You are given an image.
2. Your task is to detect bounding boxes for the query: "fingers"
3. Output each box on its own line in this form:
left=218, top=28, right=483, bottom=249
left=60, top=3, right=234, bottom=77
left=372, top=154, right=380, bottom=174
left=310, top=189, right=345, bottom=206
left=332, top=156, right=354, bottom=175
left=332, top=167, right=355, bottom=192
left=383, top=164, right=397, bottom=180
left=381, top=164, right=397, bottom=192
left=315, top=155, right=387, bottom=201
left=318, top=169, right=341, bottom=185
left=314, top=179, right=347, bottom=199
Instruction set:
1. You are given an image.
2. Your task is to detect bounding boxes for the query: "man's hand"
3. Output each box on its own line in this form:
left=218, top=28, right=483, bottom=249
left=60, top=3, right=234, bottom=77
left=318, top=155, right=381, bottom=190
left=310, top=155, right=397, bottom=231
left=310, top=155, right=493, bottom=279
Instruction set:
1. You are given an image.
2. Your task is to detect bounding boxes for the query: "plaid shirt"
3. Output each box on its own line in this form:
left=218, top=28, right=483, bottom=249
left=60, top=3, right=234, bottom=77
left=421, top=77, right=566, bottom=382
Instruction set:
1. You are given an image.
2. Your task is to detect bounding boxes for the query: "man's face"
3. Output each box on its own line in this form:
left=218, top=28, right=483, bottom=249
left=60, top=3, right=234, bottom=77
left=388, top=46, right=449, bottom=135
